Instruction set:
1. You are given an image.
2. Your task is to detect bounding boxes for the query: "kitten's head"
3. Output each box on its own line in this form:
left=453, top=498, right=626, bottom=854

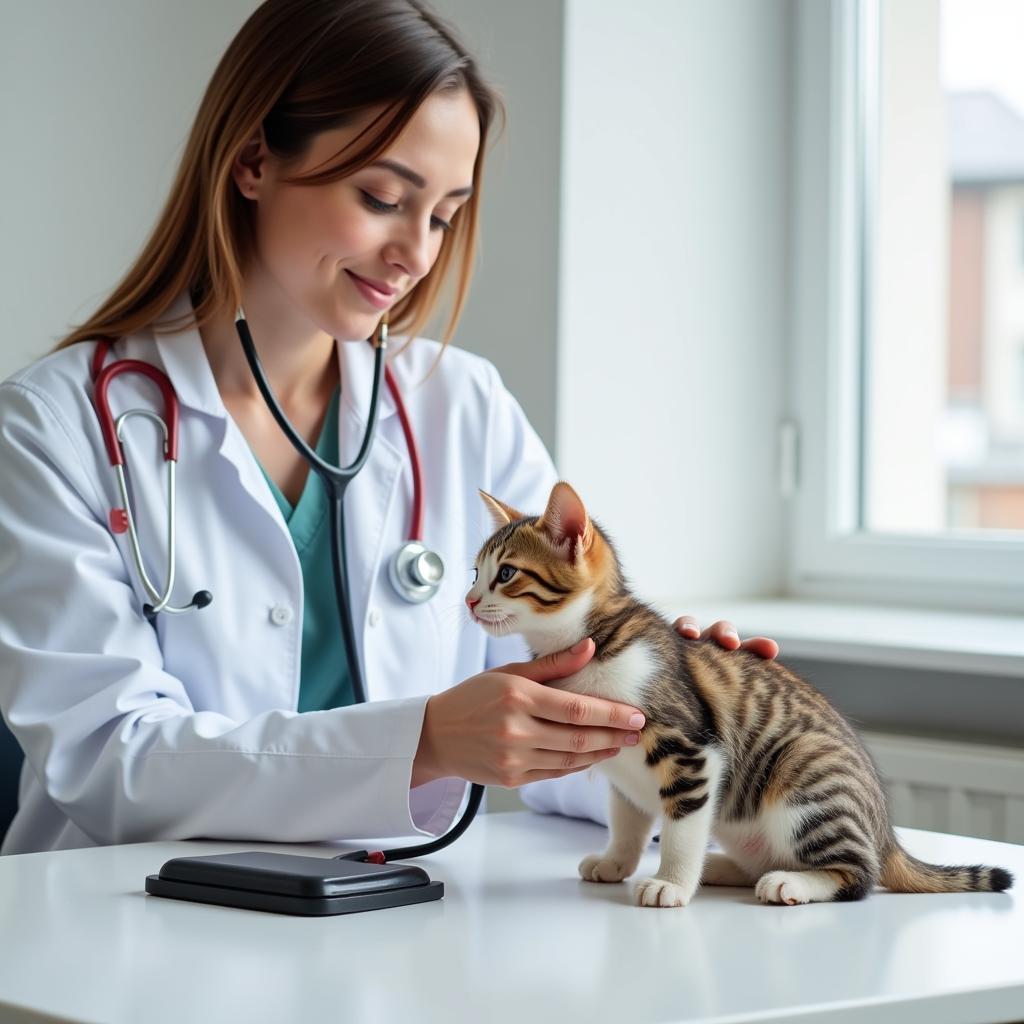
left=465, top=481, right=622, bottom=656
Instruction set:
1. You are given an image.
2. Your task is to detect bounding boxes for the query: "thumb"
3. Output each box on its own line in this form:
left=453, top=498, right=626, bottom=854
left=506, top=637, right=594, bottom=684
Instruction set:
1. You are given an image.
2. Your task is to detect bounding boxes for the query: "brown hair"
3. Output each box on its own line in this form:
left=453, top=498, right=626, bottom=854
left=52, top=0, right=503, bottom=352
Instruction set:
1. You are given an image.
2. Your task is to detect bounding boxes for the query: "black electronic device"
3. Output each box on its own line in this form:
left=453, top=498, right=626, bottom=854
left=145, top=850, right=443, bottom=916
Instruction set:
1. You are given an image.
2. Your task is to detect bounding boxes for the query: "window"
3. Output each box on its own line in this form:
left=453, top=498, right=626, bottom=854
left=789, top=0, right=1024, bottom=612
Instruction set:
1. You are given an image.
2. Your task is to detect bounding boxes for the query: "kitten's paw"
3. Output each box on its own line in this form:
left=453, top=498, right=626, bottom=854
left=755, top=871, right=814, bottom=906
left=578, top=854, right=633, bottom=883
left=634, top=876, right=694, bottom=908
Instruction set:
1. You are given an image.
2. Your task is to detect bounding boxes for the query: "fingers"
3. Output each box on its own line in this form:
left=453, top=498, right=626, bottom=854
left=674, top=615, right=702, bottom=640
left=740, top=636, right=779, bottom=660
left=530, top=745, right=627, bottom=772
left=532, top=719, right=642, bottom=757
left=522, top=749, right=622, bottom=782
left=500, top=638, right=647, bottom=729
left=528, top=681, right=646, bottom=732
left=673, top=616, right=779, bottom=660
left=504, top=637, right=595, bottom=684
left=701, top=619, right=740, bottom=649
left=485, top=745, right=624, bottom=789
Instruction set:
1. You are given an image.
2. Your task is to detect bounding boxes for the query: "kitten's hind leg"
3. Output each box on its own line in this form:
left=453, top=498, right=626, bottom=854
left=579, top=784, right=655, bottom=883
left=755, top=868, right=870, bottom=905
left=756, top=800, right=878, bottom=904
left=701, top=852, right=755, bottom=887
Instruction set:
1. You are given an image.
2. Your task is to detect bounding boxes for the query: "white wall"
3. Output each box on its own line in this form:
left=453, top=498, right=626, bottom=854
left=1, top=0, right=791, bottom=608
left=0, top=0, right=263, bottom=371
left=557, top=0, right=790, bottom=604
left=427, top=0, right=564, bottom=450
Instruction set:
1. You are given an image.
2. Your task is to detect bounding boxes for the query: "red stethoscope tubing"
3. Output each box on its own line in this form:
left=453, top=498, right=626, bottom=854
left=384, top=363, right=423, bottom=542
left=90, top=338, right=424, bottom=543
left=91, top=340, right=179, bottom=465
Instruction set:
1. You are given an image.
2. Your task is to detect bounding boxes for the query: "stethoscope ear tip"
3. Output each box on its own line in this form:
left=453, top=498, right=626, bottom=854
left=141, top=591, right=212, bottom=619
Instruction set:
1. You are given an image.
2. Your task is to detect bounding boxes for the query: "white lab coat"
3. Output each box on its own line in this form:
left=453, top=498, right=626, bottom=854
left=0, top=293, right=609, bottom=854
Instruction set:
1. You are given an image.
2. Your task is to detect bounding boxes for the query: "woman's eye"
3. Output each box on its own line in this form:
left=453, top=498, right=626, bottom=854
left=472, top=567, right=479, bottom=583
left=360, top=190, right=453, bottom=233
left=498, top=565, right=517, bottom=584
left=360, top=190, right=399, bottom=214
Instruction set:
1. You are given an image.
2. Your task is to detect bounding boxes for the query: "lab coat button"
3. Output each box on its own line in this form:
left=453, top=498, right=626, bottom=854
left=270, top=605, right=293, bottom=626
left=368, top=608, right=382, bottom=627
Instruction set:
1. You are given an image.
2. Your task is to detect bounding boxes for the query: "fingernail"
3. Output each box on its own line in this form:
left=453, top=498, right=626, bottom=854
left=624, top=732, right=639, bottom=746
left=724, top=630, right=739, bottom=641
left=628, top=713, right=645, bottom=729
left=570, top=638, right=591, bottom=654
left=683, top=623, right=700, bottom=635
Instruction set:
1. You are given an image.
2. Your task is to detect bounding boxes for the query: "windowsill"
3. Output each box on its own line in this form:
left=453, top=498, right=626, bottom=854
left=667, top=599, right=1024, bottom=678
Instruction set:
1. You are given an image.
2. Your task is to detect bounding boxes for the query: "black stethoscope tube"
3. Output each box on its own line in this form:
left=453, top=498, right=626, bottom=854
left=233, top=311, right=484, bottom=865
left=234, top=311, right=386, bottom=705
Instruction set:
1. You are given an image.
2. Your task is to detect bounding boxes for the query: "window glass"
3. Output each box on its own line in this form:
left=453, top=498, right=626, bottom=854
left=864, top=0, right=1024, bottom=533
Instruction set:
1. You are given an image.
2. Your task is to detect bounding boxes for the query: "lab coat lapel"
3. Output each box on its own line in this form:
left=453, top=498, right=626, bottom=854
left=336, top=334, right=398, bottom=426
left=152, top=308, right=290, bottom=542
left=149, top=293, right=229, bottom=420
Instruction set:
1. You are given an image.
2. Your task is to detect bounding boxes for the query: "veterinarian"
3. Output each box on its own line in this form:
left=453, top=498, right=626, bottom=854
left=0, top=0, right=776, bottom=856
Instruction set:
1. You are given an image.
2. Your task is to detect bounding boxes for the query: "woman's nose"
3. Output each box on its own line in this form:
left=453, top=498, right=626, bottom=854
left=466, top=596, right=481, bottom=611
left=385, top=219, right=434, bottom=281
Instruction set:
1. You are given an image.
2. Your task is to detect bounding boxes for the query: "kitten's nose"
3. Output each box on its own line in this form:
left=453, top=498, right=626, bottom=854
left=466, top=596, right=481, bottom=611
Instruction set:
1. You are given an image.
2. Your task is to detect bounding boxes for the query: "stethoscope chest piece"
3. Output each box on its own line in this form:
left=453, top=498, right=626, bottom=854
left=389, top=541, right=445, bottom=603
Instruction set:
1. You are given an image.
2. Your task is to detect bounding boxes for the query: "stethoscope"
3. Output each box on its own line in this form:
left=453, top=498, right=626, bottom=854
left=92, top=309, right=483, bottom=865
left=91, top=313, right=445, bottom=629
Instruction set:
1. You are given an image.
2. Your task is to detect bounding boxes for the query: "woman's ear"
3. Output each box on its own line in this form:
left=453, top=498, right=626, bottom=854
left=232, top=128, right=269, bottom=200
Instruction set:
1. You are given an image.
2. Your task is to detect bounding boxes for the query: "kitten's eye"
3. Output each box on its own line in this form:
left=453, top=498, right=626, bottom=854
left=497, top=564, right=517, bottom=584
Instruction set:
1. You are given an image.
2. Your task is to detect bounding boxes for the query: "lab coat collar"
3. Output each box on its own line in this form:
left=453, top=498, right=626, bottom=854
left=151, top=293, right=227, bottom=420
left=336, top=332, right=399, bottom=427
left=151, top=292, right=397, bottom=426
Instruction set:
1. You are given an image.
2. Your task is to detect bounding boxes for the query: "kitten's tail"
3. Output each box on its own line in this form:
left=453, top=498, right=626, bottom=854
left=881, top=843, right=1013, bottom=894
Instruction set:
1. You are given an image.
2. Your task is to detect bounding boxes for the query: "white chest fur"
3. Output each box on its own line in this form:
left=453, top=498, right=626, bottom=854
left=551, top=640, right=663, bottom=817
left=553, top=640, right=659, bottom=708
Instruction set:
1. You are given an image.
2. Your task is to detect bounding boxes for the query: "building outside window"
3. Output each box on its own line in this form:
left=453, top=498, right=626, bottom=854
left=945, top=85, right=1024, bottom=530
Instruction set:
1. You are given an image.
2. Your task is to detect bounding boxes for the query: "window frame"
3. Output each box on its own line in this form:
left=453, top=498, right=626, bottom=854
left=788, top=0, right=1024, bottom=614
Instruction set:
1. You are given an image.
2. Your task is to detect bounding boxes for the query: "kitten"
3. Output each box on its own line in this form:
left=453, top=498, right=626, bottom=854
left=466, top=481, right=1014, bottom=908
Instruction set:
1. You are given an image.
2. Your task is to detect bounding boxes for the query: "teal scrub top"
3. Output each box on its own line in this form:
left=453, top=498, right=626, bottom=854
left=255, top=387, right=354, bottom=712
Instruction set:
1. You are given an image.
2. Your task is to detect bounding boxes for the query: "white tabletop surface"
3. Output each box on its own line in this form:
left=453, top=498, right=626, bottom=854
left=1, top=810, right=1023, bottom=1024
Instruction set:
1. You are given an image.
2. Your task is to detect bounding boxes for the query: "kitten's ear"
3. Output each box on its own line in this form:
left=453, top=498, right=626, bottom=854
left=478, top=490, right=526, bottom=531
left=538, top=481, right=594, bottom=563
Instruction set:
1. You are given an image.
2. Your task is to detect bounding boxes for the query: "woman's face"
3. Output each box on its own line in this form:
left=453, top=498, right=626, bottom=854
left=240, top=87, right=480, bottom=342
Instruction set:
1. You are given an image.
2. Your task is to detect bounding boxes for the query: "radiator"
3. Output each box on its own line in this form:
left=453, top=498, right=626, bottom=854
left=862, top=731, right=1024, bottom=845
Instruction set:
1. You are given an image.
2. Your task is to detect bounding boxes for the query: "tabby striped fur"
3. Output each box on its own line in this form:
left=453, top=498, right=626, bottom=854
left=467, top=482, right=1014, bottom=908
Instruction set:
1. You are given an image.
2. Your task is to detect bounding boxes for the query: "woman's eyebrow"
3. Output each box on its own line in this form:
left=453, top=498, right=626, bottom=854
left=370, top=158, right=473, bottom=198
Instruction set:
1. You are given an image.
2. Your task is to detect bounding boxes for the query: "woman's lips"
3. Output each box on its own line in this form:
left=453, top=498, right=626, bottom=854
left=345, top=270, right=395, bottom=310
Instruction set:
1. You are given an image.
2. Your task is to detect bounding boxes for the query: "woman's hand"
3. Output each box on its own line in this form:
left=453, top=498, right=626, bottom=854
left=673, top=616, right=779, bottom=660
left=413, top=638, right=644, bottom=789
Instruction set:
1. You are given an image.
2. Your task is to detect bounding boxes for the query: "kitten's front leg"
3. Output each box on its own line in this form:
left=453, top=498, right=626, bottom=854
left=635, top=746, right=725, bottom=907
left=579, top=784, right=655, bottom=883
